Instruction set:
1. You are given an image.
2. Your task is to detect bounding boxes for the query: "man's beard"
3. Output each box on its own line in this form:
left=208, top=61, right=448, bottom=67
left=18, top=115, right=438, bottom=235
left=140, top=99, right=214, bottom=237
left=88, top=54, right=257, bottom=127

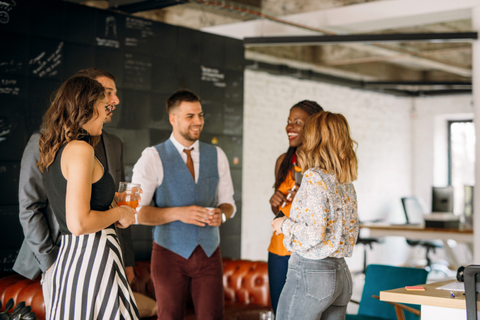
left=180, top=126, right=202, bottom=142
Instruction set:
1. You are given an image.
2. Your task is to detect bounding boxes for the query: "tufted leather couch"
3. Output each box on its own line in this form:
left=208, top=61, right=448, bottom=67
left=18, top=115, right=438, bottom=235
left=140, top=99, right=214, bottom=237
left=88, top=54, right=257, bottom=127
left=0, top=258, right=272, bottom=320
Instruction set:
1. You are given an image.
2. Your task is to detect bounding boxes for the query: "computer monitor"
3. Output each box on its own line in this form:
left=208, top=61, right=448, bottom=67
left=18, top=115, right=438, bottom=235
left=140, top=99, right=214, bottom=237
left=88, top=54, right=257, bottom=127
left=401, top=197, right=424, bottom=224
left=431, top=186, right=454, bottom=213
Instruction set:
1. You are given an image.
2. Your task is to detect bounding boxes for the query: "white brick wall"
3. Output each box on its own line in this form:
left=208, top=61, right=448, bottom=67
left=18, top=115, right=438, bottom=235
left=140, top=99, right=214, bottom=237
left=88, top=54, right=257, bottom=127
left=412, top=95, right=473, bottom=211
left=242, top=70, right=414, bottom=268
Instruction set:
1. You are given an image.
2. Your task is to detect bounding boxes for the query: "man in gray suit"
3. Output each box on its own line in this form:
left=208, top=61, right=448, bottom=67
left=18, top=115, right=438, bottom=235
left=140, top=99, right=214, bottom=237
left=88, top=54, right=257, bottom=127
left=13, top=68, right=135, bottom=316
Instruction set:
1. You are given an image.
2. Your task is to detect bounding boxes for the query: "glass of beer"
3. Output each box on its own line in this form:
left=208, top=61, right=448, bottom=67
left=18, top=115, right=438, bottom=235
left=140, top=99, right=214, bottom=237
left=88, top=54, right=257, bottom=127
left=116, top=182, right=141, bottom=209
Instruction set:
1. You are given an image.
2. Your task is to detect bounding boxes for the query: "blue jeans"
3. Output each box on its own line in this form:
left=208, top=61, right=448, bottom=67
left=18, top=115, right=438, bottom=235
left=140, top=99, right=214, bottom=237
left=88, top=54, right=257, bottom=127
left=276, top=254, right=352, bottom=320
left=268, top=252, right=290, bottom=315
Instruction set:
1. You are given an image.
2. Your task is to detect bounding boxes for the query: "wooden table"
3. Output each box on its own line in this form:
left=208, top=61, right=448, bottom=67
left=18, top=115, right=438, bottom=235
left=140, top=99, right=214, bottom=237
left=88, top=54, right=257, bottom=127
left=360, top=223, right=473, bottom=269
left=360, top=223, right=473, bottom=242
left=380, top=279, right=477, bottom=320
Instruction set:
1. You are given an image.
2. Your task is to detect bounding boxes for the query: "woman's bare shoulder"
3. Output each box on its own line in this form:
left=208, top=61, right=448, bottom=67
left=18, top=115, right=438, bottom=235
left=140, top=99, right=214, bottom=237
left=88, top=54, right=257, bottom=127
left=63, top=140, right=94, bottom=158
left=274, top=153, right=287, bottom=175
left=276, top=153, right=287, bottom=165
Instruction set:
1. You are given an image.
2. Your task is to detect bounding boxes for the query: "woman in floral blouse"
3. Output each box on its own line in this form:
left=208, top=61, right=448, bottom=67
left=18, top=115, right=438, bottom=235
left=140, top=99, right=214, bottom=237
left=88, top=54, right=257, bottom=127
left=271, top=111, right=359, bottom=320
left=267, top=100, right=323, bottom=316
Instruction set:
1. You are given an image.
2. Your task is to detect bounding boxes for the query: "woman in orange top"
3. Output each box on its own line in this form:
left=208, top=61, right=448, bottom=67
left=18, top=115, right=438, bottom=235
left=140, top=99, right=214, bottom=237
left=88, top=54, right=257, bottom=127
left=268, top=100, right=323, bottom=314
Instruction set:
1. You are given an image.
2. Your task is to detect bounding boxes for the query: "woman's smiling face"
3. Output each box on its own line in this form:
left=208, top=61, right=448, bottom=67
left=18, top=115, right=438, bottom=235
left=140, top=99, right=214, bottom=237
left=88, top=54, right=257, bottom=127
left=286, top=107, right=310, bottom=147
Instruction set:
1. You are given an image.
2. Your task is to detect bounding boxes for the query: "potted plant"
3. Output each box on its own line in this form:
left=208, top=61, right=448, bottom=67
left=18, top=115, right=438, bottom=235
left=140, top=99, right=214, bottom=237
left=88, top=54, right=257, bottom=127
left=0, top=298, right=36, bottom=320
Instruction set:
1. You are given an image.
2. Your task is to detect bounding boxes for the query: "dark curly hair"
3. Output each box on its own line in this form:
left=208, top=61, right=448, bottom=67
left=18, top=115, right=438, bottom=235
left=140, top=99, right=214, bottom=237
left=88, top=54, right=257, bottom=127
left=274, top=100, right=324, bottom=190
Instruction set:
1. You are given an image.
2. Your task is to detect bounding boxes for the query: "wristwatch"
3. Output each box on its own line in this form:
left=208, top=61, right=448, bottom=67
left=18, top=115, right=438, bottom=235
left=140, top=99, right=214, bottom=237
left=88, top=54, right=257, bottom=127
left=221, top=213, right=227, bottom=223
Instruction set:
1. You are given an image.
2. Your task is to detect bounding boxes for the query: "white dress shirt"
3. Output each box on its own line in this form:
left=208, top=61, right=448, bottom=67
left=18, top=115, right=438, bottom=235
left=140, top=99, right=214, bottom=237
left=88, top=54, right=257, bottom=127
left=132, top=134, right=236, bottom=216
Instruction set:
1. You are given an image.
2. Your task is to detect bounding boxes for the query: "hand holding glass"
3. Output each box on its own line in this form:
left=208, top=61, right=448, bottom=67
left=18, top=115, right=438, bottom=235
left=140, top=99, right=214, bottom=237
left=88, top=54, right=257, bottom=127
left=205, top=207, right=215, bottom=215
left=115, top=182, right=141, bottom=224
left=281, top=184, right=298, bottom=208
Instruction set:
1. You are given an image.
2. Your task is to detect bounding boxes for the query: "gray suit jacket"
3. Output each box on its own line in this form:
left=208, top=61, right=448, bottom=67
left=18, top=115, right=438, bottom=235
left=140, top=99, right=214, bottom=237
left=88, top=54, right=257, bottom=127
left=13, top=131, right=134, bottom=280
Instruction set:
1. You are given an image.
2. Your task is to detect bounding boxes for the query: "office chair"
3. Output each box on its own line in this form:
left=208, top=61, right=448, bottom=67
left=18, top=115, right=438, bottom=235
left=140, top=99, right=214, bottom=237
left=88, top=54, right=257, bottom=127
left=354, top=216, right=384, bottom=276
left=347, top=264, right=428, bottom=320
left=401, top=197, right=448, bottom=274
left=464, top=265, right=480, bottom=320
left=355, top=236, right=382, bottom=275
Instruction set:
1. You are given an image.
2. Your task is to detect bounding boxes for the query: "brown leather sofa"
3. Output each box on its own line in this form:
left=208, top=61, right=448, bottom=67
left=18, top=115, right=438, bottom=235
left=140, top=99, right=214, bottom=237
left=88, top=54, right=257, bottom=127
left=0, top=258, right=272, bottom=320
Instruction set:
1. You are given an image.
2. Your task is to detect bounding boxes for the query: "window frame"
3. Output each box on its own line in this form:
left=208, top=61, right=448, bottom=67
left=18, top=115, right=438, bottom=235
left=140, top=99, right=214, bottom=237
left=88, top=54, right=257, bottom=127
left=447, top=119, right=474, bottom=186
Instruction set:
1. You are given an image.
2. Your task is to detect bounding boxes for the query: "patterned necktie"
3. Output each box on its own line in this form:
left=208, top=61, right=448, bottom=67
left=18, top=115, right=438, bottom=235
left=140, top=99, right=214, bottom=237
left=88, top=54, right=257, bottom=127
left=183, top=148, right=195, bottom=180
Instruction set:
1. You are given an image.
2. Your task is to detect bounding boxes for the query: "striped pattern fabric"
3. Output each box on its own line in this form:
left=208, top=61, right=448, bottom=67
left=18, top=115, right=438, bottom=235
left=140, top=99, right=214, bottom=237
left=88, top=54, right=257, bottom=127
left=48, top=227, right=139, bottom=320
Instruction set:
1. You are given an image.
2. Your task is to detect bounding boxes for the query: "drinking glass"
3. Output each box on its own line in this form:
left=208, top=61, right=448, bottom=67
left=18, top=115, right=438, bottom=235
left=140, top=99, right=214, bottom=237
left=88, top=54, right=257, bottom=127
left=116, top=182, right=141, bottom=224
left=116, top=182, right=141, bottom=208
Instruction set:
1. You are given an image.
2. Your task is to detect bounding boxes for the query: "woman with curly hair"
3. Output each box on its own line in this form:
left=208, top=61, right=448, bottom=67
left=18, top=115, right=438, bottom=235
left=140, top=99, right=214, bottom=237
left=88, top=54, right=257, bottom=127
left=272, top=111, right=359, bottom=320
left=37, top=75, right=139, bottom=320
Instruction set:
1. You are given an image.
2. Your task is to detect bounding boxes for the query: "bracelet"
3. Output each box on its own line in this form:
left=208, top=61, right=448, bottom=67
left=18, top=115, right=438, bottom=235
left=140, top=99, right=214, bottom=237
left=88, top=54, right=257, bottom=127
left=280, top=217, right=287, bottom=233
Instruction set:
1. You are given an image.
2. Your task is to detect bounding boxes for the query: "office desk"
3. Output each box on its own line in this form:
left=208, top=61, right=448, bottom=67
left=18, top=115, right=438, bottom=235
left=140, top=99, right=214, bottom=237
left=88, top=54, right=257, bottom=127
left=360, top=223, right=473, bottom=269
left=380, top=279, right=477, bottom=320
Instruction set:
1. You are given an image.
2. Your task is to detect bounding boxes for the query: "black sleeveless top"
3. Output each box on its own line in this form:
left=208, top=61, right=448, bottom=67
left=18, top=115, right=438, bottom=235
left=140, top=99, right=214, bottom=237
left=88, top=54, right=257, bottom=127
left=44, top=134, right=115, bottom=235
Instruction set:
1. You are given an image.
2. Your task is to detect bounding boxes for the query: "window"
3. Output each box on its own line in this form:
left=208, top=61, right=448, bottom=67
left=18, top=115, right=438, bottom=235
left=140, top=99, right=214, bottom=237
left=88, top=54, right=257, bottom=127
left=448, top=120, right=475, bottom=215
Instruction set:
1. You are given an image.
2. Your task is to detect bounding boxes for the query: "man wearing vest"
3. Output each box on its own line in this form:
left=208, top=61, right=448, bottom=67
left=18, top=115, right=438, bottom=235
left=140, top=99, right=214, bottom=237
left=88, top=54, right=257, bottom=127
left=132, top=90, right=235, bottom=320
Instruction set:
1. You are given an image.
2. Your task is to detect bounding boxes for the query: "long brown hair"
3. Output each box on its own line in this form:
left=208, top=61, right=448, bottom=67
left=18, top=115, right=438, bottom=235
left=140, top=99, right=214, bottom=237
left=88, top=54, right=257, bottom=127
left=275, top=100, right=323, bottom=190
left=37, top=75, right=105, bottom=172
left=297, top=111, right=358, bottom=183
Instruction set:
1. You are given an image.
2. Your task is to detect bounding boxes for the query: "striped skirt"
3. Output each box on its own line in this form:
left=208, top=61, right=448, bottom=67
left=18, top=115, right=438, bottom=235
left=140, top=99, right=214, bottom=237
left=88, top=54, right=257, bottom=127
left=48, top=227, right=139, bottom=320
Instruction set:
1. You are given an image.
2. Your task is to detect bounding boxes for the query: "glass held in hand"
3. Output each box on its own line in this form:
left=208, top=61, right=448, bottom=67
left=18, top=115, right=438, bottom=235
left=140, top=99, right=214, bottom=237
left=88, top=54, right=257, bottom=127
left=281, top=184, right=298, bottom=208
left=205, top=207, right=215, bottom=215
left=116, top=182, right=141, bottom=209
left=116, top=182, right=141, bottom=225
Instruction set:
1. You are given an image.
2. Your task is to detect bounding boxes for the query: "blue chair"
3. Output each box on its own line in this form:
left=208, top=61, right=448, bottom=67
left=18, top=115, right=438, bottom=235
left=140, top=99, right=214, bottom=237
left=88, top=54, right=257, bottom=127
left=347, top=264, right=428, bottom=320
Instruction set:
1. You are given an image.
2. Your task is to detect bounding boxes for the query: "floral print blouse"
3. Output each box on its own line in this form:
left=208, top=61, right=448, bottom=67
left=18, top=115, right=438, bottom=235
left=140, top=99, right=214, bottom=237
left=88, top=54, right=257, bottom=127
left=281, top=168, right=358, bottom=260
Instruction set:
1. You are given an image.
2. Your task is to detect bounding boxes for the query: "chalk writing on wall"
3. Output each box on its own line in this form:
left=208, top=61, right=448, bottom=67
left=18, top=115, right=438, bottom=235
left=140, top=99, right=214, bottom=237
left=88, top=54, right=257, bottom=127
left=125, top=17, right=154, bottom=47
left=97, top=16, right=120, bottom=48
left=0, top=79, right=19, bottom=95
left=29, top=42, right=63, bottom=78
left=124, top=53, right=152, bottom=90
left=96, top=38, right=120, bottom=48
left=0, top=0, right=17, bottom=24
left=224, top=105, right=242, bottom=135
left=0, top=59, right=22, bottom=74
left=201, top=65, right=226, bottom=88
left=0, top=117, right=12, bottom=142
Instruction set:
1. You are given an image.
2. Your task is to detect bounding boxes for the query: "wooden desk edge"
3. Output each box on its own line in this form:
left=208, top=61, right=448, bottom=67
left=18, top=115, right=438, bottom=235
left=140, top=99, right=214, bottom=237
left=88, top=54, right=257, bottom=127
left=380, top=280, right=471, bottom=310
left=360, top=223, right=473, bottom=234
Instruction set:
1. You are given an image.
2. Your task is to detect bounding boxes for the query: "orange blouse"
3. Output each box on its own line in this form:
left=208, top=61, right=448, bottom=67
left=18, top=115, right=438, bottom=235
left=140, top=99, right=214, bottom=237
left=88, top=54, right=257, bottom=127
left=268, top=172, right=296, bottom=256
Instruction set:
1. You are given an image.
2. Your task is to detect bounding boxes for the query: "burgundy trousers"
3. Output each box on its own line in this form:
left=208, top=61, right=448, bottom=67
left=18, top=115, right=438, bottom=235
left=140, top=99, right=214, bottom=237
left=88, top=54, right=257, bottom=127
left=151, top=242, right=225, bottom=320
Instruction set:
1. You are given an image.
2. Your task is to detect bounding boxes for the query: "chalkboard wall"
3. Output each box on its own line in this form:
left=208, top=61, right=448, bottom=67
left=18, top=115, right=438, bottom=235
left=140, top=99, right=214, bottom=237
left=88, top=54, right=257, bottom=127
left=0, top=0, right=245, bottom=275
